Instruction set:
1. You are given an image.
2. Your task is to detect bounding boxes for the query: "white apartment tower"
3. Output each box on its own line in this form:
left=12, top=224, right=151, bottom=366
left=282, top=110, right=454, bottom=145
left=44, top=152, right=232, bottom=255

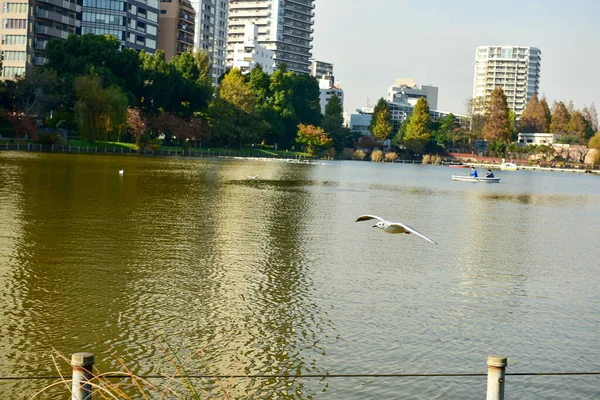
left=473, top=45, right=541, bottom=116
left=231, top=23, right=275, bottom=74
left=227, top=0, right=315, bottom=74
left=190, top=0, right=228, bottom=84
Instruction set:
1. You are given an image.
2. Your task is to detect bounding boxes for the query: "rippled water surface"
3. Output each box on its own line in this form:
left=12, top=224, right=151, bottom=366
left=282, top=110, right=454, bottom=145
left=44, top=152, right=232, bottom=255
left=1, top=152, right=599, bottom=398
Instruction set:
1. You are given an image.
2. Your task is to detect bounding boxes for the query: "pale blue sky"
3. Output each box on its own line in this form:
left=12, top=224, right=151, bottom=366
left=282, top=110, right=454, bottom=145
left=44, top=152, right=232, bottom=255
left=312, top=0, right=600, bottom=115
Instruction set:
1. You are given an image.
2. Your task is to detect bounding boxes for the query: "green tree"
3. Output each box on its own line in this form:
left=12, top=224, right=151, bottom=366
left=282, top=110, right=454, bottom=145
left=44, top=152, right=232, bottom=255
left=11, top=67, right=59, bottom=117
left=296, top=123, right=332, bottom=156
left=431, top=113, right=456, bottom=149
left=392, top=119, right=409, bottom=147
left=194, top=49, right=213, bottom=87
left=247, top=64, right=270, bottom=104
left=404, top=97, right=432, bottom=153
left=508, top=110, right=517, bottom=141
left=371, top=106, right=393, bottom=141
left=170, top=51, right=199, bottom=82
left=567, top=111, right=589, bottom=138
left=74, top=75, right=128, bottom=142
left=45, top=34, right=140, bottom=104
left=520, top=93, right=539, bottom=133
left=549, top=101, right=571, bottom=133
left=482, top=87, right=511, bottom=143
left=368, top=98, right=388, bottom=135
left=325, top=93, right=343, bottom=118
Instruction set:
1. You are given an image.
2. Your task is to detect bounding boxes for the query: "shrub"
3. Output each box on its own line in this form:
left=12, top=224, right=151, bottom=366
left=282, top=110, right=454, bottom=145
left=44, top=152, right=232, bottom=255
left=422, top=154, right=431, bottom=164
left=385, top=152, right=398, bottom=162
left=343, top=148, right=354, bottom=160
left=371, top=150, right=384, bottom=162
left=325, top=147, right=336, bottom=159
left=352, top=149, right=366, bottom=160
left=422, top=154, right=442, bottom=165
left=36, top=133, right=64, bottom=145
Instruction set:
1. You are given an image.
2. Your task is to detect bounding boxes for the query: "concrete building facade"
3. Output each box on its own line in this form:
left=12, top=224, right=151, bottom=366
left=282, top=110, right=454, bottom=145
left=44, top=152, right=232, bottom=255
left=310, top=59, right=332, bottom=78
left=158, top=0, right=195, bottom=60
left=230, top=22, right=274, bottom=74
left=0, top=0, right=160, bottom=79
left=473, top=45, right=541, bottom=116
left=189, top=0, right=228, bottom=84
left=318, top=76, right=343, bottom=115
left=387, top=78, right=438, bottom=110
left=227, top=0, right=315, bottom=74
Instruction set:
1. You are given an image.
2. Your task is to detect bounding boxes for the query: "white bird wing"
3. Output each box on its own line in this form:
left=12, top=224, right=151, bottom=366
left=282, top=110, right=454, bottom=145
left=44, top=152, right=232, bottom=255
left=389, top=222, right=438, bottom=244
left=355, top=215, right=385, bottom=223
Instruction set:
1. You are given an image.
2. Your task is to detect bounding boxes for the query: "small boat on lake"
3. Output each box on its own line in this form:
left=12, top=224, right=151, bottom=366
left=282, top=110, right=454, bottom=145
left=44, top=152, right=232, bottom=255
left=452, top=175, right=501, bottom=183
left=501, top=158, right=518, bottom=171
left=449, top=164, right=470, bottom=168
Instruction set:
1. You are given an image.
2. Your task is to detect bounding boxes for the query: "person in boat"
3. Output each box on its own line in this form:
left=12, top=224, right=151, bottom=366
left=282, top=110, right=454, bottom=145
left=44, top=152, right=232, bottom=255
left=470, top=167, right=478, bottom=178
left=485, top=169, right=494, bottom=178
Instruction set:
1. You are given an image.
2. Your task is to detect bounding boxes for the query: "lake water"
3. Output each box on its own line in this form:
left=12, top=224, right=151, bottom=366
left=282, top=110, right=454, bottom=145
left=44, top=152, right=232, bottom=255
left=1, top=152, right=599, bottom=399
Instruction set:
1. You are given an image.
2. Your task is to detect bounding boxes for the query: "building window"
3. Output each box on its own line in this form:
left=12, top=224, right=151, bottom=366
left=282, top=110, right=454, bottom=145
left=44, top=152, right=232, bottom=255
left=3, top=3, right=28, bottom=13
left=2, top=50, right=26, bottom=61
left=2, top=66, right=25, bottom=77
left=1, top=34, right=26, bottom=45
left=2, top=18, right=27, bottom=29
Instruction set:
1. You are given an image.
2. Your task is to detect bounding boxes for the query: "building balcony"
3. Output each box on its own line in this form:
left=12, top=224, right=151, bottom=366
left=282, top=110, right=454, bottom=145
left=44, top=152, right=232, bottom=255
left=34, top=24, right=71, bottom=39
left=35, top=8, right=79, bottom=27
left=282, top=30, right=312, bottom=42
left=230, top=9, right=270, bottom=18
left=230, top=1, right=270, bottom=9
left=287, top=0, right=315, bottom=8
left=32, top=56, right=47, bottom=66
left=282, top=21, right=313, bottom=33
left=34, top=40, right=48, bottom=50
left=283, top=14, right=312, bottom=24
left=177, top=33, right=194, bottom=45
left=283, top=4, right=314, bottom=17
left=37, top=0, right=80, bottom=13
left=178, top=11, right=195, bottom=24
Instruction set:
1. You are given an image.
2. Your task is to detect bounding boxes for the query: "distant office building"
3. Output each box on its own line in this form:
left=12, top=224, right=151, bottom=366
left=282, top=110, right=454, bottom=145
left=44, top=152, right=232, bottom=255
left=82, top=0, right=159, bottom=52
left=349, top=107, right=374, bottom=135
left=517, top=132, right=561, bottom=146
left=158, top=0, right=195, bottom=60
left=387, top=79, right=438, bottom=110
left=227, top=0, right=315, bottom=74
left=189, top=0, right=228, bottom=84
left=310, top=59, right=333, bottom=78
left=231, top=23, right=275, bottom=74
left=318, top=76, right=343, bottom=115
left=473, top=45, right=541, bottom=116
left=0, top=0, right=160, bottom=80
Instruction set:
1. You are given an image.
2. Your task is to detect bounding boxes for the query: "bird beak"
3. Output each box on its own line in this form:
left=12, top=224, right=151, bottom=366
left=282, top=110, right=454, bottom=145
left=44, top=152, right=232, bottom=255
left=372, top=225, right=377, bottom=228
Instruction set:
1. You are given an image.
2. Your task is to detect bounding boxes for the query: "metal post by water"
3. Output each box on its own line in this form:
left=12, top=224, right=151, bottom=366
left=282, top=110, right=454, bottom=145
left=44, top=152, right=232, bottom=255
left=486, top=355, right=507, bottom=400
left=72, top=352, right=94, bottom=400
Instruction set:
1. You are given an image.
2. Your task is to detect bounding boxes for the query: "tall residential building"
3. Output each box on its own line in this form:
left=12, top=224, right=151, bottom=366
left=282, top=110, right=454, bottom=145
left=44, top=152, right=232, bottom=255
left=158, top=0, right=195, bottom=60
left=0, top=0, right=159, bottom=80
left=227, top=0, right=315, bottom=74
left=231, top=23, right=275, bottom=74
left=472, top=45, right=541, bottom=116
left=189, top=0, right=228, bottom=84
left=387, top=78, right=438, bottom=110
left=310, top=59, right=332, bottom=79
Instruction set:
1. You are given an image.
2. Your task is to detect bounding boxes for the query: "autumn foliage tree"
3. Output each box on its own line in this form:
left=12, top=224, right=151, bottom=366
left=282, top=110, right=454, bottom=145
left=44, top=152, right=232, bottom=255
left=126, top=107, right=146, bottom=144
left=482, top=87, right=511, bottom=143
left=296, top=123, right=332, bottom=156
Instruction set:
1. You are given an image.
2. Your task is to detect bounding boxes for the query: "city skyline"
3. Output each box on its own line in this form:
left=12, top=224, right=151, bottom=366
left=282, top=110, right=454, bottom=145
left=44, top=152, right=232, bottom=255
left=312, top=0, right=600, bottom=116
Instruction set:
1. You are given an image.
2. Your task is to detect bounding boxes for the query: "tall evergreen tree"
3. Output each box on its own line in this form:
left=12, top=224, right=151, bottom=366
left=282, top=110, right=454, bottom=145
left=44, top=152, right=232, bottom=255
left=325, top=94, right=343, bottom=118
left=534, top=96, right=552, bottom=132
left=368, top=98, right=389, bottom=134
left=404, top=97, right=432, bottom=153
left=549, top=101, right=571, bottom=133
left=519, top=93, right=539, bottom=133
left=482, top=87, right=511, bottom=142
left=194, top=49, right=213, bottom=88
left=567, top=111, right=589, bottom=138
left=371, top=105, right=393, bottom=141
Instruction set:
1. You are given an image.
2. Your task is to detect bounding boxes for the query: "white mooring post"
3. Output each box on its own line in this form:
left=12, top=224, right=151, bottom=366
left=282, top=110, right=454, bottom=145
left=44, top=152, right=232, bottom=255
left=72, top=352, right=94, bottom=400
left=486, top=355, right=507, bottom=400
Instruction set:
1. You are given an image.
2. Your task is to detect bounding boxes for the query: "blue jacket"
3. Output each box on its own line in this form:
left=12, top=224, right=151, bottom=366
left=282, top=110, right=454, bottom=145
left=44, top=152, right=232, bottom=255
left=470, top=169, right=478, bottom=177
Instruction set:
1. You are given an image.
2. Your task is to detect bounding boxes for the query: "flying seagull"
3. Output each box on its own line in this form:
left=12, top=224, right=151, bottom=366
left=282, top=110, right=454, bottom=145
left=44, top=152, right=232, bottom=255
left=355, top=215, right=437, bottom=244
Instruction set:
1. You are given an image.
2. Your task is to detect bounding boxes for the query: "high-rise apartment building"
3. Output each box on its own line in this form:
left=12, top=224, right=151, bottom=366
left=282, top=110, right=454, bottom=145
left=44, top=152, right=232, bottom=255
left=231, top=23, right=275, bottom=74
left=189, top=0, right=228, bottom=84
left=0, top=0, right=159, bottom=79
left=473, top=45, right=541, bottom=115
left=310, top=59, right=332, bottom=79
left=227, top=0, right=315, bottom=74
left=158, top=0, right=195, bottom=60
